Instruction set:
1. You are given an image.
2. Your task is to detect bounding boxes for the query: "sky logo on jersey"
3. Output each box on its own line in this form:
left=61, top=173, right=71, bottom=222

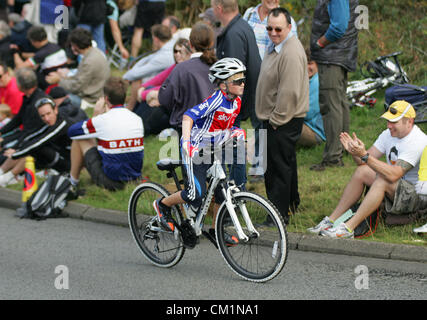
left=217, top=114, right=232, bottom=121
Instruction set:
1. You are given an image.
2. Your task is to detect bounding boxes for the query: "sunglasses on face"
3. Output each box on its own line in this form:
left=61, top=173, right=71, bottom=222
left=266, top=26, right=283, bottom=33
left=228, top=78, right=246, bottom=86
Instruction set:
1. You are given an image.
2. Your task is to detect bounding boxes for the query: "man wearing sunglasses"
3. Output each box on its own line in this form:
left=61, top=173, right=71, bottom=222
left=255, top=8, right=309, bottom=223
left=308, top=100, right=427, bottom=238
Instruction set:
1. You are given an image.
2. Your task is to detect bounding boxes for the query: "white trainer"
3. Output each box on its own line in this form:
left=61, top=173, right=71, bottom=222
left=413, top=223, right=427, bottom=233
left=307, top=216, right=333, bottom=235
left=0, top=172, right=15, bottom=187
left=320, top=222, right=354, bottom=239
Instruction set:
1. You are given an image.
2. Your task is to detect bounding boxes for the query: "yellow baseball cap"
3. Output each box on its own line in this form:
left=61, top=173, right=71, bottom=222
left=381, top=100, right=416, bottom=122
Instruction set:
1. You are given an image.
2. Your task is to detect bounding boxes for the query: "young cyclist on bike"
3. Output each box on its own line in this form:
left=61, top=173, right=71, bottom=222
left=153, top=58, right=246, bottom=243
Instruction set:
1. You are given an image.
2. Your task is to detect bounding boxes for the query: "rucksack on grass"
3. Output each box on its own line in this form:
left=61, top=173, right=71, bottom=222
left=26, top=174, right=72, bottom=220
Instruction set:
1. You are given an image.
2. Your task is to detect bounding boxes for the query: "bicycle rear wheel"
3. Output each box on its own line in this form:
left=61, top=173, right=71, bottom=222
left=128, top=182, right=185, bottom=268
left=215, top=192, right=288, bottom=282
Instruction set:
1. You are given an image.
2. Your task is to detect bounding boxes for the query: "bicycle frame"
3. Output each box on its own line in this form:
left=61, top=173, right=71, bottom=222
left=347, top=52, right=409, bottom=108
left=179, top=158, right=258, bottom=242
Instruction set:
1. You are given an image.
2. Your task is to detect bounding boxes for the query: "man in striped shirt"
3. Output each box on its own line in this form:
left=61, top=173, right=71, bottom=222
left=243, top=0, right=298, bottom=60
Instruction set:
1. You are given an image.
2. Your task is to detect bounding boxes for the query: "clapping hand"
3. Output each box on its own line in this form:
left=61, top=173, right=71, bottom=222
left=340, top=132, right=366, bottom=157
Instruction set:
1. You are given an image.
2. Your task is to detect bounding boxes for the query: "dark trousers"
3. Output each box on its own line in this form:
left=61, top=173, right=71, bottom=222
left=264, top=118, right=304, bottom=222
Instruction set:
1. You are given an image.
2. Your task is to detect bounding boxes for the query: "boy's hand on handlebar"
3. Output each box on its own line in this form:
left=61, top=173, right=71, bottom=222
left=181, top=139, right=198, bottom=158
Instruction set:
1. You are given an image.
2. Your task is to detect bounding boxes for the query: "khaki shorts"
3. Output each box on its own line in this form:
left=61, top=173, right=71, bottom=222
left=385, top=179, right=427, bottom=214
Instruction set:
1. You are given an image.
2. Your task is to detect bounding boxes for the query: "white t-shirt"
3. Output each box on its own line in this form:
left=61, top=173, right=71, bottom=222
left=373, top=125, right=427, bottom=185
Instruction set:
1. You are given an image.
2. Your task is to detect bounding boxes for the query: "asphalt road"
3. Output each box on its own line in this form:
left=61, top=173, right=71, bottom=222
left=1, top=207, right=426, bottom=300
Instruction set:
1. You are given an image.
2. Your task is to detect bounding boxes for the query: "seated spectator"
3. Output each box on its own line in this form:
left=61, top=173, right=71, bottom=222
left=162, top=15, right=191, bottom=41
left=243, top=0, right=298, bottom=60
left=0, top=97, right=72, bottom=187
left=298, top=48, right=326, bottom=147
left=0, top=21, right=14, bottom=68
left=134, top=38, right=192, bottom=136
left=12, top=25, right=68, bottom=90
left=308, top=101, right=427, bottom=238
left=0, top=61, right=24, bottom=116
left=158, top=22, right=216, bottom=136
left=0, top=104, right=11, bottom=128
left=49, top=86, right=88, bottom=124
left=45, top=28, right=110, bottom=108
left=118, top=0, right=138, bottom=29
left=67, top=77, right=144, bottom=193
left=123, top=24, right=174, bottom=111
left=0, top=68, right=45, bottom=152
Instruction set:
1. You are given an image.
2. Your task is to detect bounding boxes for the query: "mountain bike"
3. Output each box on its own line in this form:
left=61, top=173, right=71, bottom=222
left=347, top=51, right=409, bottom=108
left=128, top=143, right=288, bottom=283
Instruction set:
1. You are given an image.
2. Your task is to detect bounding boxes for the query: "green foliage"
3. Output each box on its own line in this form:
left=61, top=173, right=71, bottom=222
left=166, top=0, right=426, bottom=84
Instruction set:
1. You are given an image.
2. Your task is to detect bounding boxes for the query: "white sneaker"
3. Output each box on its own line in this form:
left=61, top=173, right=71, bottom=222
left=0, top=172, right=15, bottom=187
left=320, top=222, right=354, bottom=239
left=307, top=216, right=333, bottom=234
left=413, top=223, right=427, bottom=233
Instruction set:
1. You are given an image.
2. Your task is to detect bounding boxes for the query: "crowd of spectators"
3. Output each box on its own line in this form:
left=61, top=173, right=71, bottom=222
left=0, top=0, right=425, bottom=234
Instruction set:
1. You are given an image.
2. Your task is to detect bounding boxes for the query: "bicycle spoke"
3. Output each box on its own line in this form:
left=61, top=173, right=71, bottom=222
left=128, top=182, right=185, bottom=268
left=216, top=192, right=288, bottom=282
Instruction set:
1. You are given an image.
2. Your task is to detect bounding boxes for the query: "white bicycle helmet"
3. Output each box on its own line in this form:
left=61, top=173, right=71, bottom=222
left=209, top=57, right=246, bottom=83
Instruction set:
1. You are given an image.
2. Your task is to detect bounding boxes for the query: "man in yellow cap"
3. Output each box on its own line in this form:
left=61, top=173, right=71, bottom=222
left=308, top=100, right=427, bottom=238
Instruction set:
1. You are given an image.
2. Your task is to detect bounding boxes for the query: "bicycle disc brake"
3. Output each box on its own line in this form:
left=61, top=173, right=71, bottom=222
left=177, top=219, right=198, bottom=249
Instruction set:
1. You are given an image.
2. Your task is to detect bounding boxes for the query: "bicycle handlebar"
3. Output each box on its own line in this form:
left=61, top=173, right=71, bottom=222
left=374, top=51, right=402, bottom=61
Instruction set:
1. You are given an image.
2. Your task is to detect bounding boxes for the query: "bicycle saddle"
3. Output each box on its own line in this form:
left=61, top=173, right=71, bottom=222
left=156, top=158, right=182, bottom=171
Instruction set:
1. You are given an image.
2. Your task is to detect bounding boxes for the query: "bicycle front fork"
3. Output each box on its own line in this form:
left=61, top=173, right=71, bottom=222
left=222, top=185, right=260, bottom=242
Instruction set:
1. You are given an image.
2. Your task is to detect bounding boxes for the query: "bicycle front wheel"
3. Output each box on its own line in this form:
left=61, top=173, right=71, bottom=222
left=215, top=192, right=288, bottom=282
left=128, top=182, right=185, bottom=268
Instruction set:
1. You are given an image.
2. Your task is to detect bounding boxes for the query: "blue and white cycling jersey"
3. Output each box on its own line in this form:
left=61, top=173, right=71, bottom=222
left=184, top=90, right=245, bottom=151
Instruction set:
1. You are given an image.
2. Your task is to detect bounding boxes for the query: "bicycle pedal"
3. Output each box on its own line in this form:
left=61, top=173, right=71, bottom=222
left=179, top=219, right=198, bottom=249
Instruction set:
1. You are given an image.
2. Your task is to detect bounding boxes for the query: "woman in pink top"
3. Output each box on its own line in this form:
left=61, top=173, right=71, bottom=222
left=134, top=38, right=192, bottom=135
